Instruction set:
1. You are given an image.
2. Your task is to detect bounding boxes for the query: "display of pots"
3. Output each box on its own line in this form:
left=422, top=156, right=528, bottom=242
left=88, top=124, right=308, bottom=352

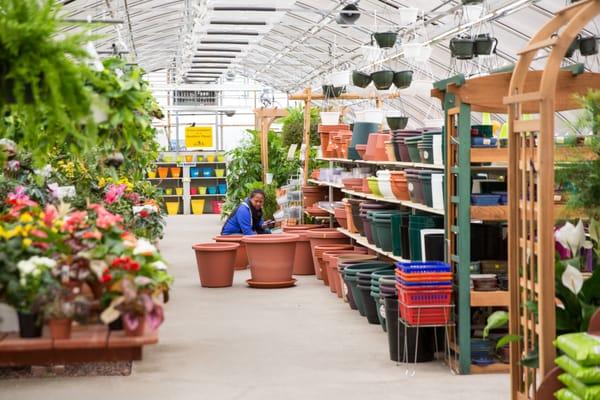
left=322, top=85, right=344, bottom=98
left=364, top=133, right=390, bottom=161
left=352, top=70, right=372, bottom=88
left=306, top=228, right=351, bottom=280
left=474, top=33, right=498, bottom=56
left=18, top=311, right=42, bottom=338
left=242, top=234, right=299, bottom=285
left=450, top=36, right=475, bottom=59
left=214, top=235, right=248, bottom=270
left=48, top=318, right=72, bottom=340
left=371, top=70, right=394, bottom=90
left=192, top=242, right=239, bottom=287
left=387, top=116, right=409, bottom=130
left=372, top=32, right=398, bottom=48
left=393, top=70, right=413, bottom=89
left=580, top=35, right=598, bottom=56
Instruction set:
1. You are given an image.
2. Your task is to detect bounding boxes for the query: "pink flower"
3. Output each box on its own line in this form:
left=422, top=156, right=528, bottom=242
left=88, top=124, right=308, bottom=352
left=104, top=184, right=127, bottom=204
left=6, top=186, right=36, bottom=207
left=43, top=204, right=58, bottom=227
left=89, top=203, right=123, bottom=229
left=47, top=183, right=60, bottom=199
left=62, top=211, right=88, bottom=233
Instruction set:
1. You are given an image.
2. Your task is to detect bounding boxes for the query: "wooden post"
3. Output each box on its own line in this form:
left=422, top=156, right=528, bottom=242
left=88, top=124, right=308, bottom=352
left=302, top=88, right=312, bottom=185
left=254, top=108, right=289, bottom=185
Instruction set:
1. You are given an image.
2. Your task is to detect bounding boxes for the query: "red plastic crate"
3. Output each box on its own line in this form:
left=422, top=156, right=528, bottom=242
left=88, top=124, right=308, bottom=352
left=397, top=286, right=453, bottom=325
left=399, top=305, right=452, bottom=325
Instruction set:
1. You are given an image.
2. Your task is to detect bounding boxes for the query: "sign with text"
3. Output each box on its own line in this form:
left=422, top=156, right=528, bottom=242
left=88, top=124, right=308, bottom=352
left=185, top=126, right=214, bottom=148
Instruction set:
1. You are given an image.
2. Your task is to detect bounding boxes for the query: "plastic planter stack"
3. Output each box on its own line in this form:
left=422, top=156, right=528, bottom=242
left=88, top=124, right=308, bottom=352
left=554, top=332, right=600, bottom=400
left=395, top=261, right=453, bottom=326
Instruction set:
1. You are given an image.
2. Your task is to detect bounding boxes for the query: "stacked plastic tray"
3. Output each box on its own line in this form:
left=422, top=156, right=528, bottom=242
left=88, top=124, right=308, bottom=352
left=395, top=261, right=453, bottom=325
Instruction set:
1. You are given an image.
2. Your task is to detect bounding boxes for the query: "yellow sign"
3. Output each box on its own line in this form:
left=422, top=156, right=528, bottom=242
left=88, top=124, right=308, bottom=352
left=185, top=126, right=213, bottom=148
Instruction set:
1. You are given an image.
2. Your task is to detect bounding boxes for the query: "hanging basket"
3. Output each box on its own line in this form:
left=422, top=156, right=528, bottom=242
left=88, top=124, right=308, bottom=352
left=393, top=70, right=413, bottom=89
left=580, top=35, right=598, bottom=56
left=474, top=34, right=498, bottom=56
left=450, top=36, right=475, bottom=60
left=322, top=85, right=345, bottom=98
left=372, top=32, right=398, bottom=49
left=386, top=116, right=409, bottom=131
left=352, top=71, right=372, bottom=88
left=371, top=70, right=394, bottom=90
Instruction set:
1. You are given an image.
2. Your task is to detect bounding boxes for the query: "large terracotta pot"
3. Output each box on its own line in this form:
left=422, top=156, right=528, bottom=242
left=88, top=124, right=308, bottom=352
left=335, top=254, right=378, bottom=298
left=192, top=242, right=239, bottom=287
left=281, top=230, right=316, bottom=275
left=303, top=186, right=326, bottom=208
left=306, top=228, right=351, bottom=280
left=213, top=235, right=248, bottom=270
left=282, top=224, right=326, bottom=232
left=242, top=234, right=299, bottom=283
left=314, top=245, right=355, bottom=285
left=323, top=249, right=368, bottom=294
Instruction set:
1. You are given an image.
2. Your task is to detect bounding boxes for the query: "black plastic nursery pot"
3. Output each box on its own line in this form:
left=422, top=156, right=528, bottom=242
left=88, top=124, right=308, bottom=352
left=580, top=35, right=598, bottom=56
left=344, top=262, right=393, bottom=316
left=352, top=70, right=372, bottom=88
left=371, top=70, right=394, bottom=90
left=357, top=282, right=381, bottom=324
left=384, top=297, right=436, bottom=363
left=18, top=311, right=42, bottom=338
left=393, top=70, right=413, bottom=89
left=372, top=32, right=398, bottom=48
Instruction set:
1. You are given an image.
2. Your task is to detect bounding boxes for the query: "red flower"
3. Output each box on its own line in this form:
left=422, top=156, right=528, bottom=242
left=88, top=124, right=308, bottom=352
left=101, top=272, right=112, bottom=283
left=30, top=229, right=48, bottom=239
left=139, top=209, right=150, bottom=218
left=110, top=256, right=140, bottom=271
left=62, top=211, right=88, bottom=233
left=104, top=184, right=127, bottom=205
left=82, top=230, right=102, bottom=240
left=43, top=204, right=58, bottom=227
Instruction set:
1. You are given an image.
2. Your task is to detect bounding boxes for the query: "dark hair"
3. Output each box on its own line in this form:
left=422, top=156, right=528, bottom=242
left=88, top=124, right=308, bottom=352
left=249, top=189, right=266, bottom=199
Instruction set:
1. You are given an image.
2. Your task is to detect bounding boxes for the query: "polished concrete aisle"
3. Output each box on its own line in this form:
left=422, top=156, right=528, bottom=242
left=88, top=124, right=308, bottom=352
left=2, top=215, right=508, bottom=400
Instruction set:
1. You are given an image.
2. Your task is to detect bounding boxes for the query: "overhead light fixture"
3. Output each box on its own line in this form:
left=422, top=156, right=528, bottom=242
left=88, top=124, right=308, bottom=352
left=336, top=1, right=360, bottom=26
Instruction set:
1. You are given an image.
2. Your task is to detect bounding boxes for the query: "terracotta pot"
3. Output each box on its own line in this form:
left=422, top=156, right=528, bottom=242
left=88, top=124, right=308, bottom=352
left=48, top=318, right=72, bottom=340
left=314, top=244, right=355, bottom=285
left=342, top=178, right=363, bottom=189
left=355, top=144, right=367, bottom=160
left=125, top=316, right=146, bottom=337
left=282, top=224, right=325, bottom=232
left=323, top=250, right=368, bottom=294
left=306, top=229, right=351, bottom=280
left=213, top=235, right=248, bottom=270
left=364, top=133, right=391, bottom=161
left=242, top=234, right=299, bottom=282
left=303, top=186, right=326, bottom=207
left=192, top=242, right=239, bottom=287
left=283, top=230, right=316, bottom=275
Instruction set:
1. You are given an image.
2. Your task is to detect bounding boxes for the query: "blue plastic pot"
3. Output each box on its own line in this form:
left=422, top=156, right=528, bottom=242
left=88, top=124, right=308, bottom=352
left=218, top=183, right=227, bottom=194
left=190, top=167, right=200, bottom=177
left=207, top=186, right=218, bottom=195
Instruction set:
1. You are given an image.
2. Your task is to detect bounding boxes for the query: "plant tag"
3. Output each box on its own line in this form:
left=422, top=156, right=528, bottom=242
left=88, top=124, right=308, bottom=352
left=379, top=304, right=386, bottom=319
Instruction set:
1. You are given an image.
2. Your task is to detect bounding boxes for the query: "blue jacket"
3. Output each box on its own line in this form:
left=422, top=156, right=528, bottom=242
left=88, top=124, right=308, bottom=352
left=221, top=201, right=263, bottom=235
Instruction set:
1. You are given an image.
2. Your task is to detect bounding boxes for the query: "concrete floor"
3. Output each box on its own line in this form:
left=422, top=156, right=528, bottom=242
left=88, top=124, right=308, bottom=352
left=1, top=215, right=509, bottom=399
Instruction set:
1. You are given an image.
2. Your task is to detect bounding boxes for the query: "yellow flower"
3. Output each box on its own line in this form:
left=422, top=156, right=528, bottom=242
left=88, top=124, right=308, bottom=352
left=22, top=238, right=32, bottom=247
left=98, top=177, right=107, bottom=187
left=1, top=226, right=22, bottom=240
left=19, top=213, right=33, bottom=224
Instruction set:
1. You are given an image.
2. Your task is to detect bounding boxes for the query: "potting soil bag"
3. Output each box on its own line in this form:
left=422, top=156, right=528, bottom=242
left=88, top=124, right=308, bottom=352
left=558, top=373, right=600, bottom=400
left=556, top=356, right=600, bottom=384
left=555, top=333, right=600, bottom=366
left=555, top=388, right=583, bottom=400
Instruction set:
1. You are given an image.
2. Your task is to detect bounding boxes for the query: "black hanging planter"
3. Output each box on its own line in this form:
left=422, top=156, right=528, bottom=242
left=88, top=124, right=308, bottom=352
left=393, top=70, right=413, bottom=89
left=322, top=85, right=345, bottom=98
left=461, top=0, right=483, bottom=4
left=579, top=36, right=598, bottom=56
left=372, top=32, right=398, bottom=49
left=565, top=35, right=581, bottom=58
left=450, top=35, right=475, bottom=60
left=386, top=116, right=409, bottom=130
left=474, top=34, right=498, bottom=56
left=370, top=70, right=394, bottom=90
left=18, top=311, right=42, bottom=338
left=352, top=70, right=372, bottom=88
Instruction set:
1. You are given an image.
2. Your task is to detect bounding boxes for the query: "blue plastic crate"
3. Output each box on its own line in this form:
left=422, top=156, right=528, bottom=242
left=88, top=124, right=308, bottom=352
left=471, top=194, right=501, bottom=206
left=395, top=261, right=451, bottom=273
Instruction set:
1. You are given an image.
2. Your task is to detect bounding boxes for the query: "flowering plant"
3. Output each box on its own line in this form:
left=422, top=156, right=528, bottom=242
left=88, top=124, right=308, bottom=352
left=5, top=256, right=55, bottom=313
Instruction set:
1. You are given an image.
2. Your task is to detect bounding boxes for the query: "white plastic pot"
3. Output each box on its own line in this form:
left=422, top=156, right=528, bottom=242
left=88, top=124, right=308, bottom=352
left=398, top=7, right=419, bottom=26
left=320, top=111, right=340, bottom=125
left=463, top=5, right=483, bottom=23
left=431, top=174, right=444, bottom=211
left=360, top=109, right=384, bottom=124
left=377, top=176, right=395, bottom=200
left=328, top=70, right=350, bottom=86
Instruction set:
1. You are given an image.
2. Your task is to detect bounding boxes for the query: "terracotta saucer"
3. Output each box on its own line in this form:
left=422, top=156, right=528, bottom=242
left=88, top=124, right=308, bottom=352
left=246, top=279, right=297, bottom=289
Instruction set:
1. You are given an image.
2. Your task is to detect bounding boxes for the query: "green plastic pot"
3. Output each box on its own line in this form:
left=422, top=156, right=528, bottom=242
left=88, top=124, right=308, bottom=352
left=405, top=136, right=422, bottom=162
left=371, top=70, right=394, bottom=90
left=372, top=32, right=398, bottom=48
left=351, top=122, right=380, bottom=146
left=352, top=70, right=372, bottom=88
left=408, top=214, right=444, bottom=260
left=393, top=70, right=413, bottom=89
left=343, top=262, right=392, bottom=316
left=390, top=213, right=410, bottom=257
left=474, top=34, right=498, bottom=56
left=387, top=116, right=408, bottom=130
left=450, top=36, right=475, bottom=60
left=419, top=170, right=434, bottom=207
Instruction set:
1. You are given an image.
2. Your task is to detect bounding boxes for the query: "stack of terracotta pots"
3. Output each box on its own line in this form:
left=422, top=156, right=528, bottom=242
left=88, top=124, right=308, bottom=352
left=242, top=234, right=299, bottom=288
left=341, top=177, right=362, bottom=191
left=333, top=203, right=347, bottom=229
left=302, top=185, right=326, bottom=207
left=192, top=243, right=239, bottom=288
left=330, top=129, right=353, bottom=158
left=319, top=124, right=349, bottom=158
left=213, top=235, right=248, bottom=270
left=334, top=254, right=378, bottom=299
left=282, top=224, right=325, bottom=275
left=343, top=200, right=357, bottom=233
left=390, top=171, right=410, bottom=201
left=322, top=248, right=368, bottom=293
left=306, top=228, right=351, bottom=281
left=313, top=244, right=354, bottom=285
left=364, top=132, right=391, bottom=161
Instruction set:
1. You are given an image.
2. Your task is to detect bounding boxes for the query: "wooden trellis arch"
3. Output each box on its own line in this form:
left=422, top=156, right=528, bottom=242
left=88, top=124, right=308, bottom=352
left=505, top=0, right=600, bottom=398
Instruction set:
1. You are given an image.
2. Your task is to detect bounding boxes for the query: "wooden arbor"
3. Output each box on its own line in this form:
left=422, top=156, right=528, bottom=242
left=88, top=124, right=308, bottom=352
left=504, top=1, right=600, bottom=398
left=254, top=108, right=288, bottom=184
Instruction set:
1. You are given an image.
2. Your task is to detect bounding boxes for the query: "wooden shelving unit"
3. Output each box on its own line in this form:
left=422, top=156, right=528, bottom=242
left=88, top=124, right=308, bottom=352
left=317, top=157, right=445, bottom=170
left=337, top=228, right=406, bottom=262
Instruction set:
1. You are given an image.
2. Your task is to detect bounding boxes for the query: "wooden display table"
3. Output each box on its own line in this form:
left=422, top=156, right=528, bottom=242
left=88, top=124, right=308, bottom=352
left=0, top=325, right=158, bottom=367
